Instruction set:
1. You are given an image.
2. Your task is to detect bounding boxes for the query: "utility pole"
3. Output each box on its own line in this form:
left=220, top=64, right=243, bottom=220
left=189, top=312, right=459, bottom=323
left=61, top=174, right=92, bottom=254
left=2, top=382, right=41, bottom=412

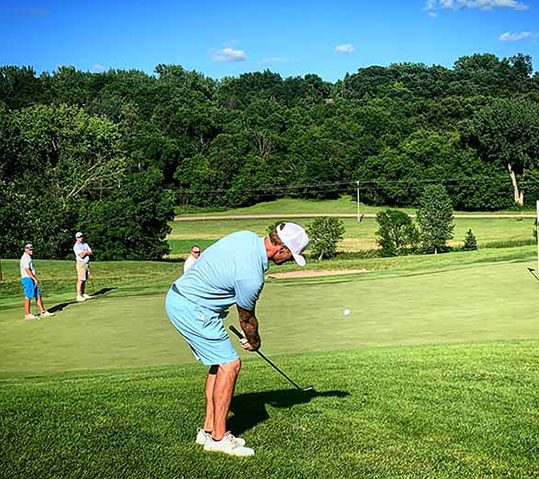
left=356, top=180, right=360, bottom=223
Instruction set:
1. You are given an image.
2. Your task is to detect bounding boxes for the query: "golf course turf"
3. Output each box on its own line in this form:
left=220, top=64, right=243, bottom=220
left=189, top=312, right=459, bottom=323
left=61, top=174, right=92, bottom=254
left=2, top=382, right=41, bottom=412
left=1, top=342, right=538, bottom=478
left=1, top=220, right=539, bottom=477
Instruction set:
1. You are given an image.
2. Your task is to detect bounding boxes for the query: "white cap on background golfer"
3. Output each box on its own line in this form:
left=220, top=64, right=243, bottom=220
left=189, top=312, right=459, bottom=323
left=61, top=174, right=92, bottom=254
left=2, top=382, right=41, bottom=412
left=276, top=222, right=309, bottom=266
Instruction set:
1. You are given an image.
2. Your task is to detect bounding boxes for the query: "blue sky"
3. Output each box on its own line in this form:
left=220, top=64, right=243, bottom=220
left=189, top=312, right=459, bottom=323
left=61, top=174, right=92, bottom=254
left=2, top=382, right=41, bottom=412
left=1, top=0, right=538, bottom=81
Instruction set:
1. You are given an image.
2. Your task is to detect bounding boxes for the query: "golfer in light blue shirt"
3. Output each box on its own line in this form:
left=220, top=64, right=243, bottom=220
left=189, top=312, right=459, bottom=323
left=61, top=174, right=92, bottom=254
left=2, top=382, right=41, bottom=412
left=165, top=223, right=309, bottom=457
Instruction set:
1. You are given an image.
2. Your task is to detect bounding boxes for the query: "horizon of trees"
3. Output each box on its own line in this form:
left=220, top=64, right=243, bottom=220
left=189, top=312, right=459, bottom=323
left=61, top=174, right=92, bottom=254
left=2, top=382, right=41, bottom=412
left=1, top=52, right=539, bottom=259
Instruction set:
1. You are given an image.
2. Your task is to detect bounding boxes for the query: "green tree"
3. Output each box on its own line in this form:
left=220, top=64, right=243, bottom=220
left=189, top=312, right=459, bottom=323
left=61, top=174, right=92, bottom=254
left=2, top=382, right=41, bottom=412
left=79, top=167, right=174, bottom=260
left=463, top=229, right=478, bottom=251
left=307, top=217, right=345, bottom=260
left=375, top=209, right=420, bottom=256
left=416, top=185, right=454, bottom=254
left=463, top=98, right=539, bottom=206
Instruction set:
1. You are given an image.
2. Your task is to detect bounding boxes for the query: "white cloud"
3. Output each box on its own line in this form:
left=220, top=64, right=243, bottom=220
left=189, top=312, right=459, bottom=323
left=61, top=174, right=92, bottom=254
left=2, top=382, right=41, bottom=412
left=91, top=64, right=105, bottom=73
left=211, top=47, right=246, bottom=63
left=335, top=44, right=355, bottom=54
left=499, top=31, right=539, bottom=41
left=425, top=0, right=529, bottom=14
left=260, top=57, right=283, bottom=64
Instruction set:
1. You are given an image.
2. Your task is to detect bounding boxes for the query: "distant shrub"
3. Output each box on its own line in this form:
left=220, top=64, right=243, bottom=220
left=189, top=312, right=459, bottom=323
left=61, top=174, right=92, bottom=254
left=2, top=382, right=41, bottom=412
left=463, top=229, right=478, bottom=251
left=482, top=239, right=535, bottom=249
left=307, top=217, right=345, bottom=260
left=375, top=209, right=420, bottom=257
left=267, top=220, right=286, bottom=235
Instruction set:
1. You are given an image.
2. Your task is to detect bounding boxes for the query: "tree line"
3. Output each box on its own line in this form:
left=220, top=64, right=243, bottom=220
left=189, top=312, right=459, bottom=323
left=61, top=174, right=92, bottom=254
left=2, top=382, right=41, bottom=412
left=1, top=53, right=539, bottom=259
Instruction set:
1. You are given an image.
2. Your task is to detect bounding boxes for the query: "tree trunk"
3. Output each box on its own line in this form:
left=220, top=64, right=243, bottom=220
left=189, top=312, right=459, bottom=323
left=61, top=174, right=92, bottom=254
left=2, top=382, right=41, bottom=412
left=507, top=163, right=524, bottom=206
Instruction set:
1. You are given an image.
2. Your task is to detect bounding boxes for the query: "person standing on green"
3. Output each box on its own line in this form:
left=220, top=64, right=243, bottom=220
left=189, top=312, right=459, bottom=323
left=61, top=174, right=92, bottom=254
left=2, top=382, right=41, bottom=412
left=74, top=232, right=93, bottom=302
left=20, top=244, right=55, bottom=320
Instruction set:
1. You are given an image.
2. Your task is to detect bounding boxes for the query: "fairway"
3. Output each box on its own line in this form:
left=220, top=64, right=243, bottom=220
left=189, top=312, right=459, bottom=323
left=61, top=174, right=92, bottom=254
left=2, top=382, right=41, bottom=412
left=168, top=215, right=536, bottom=254
left=2, top=258, right=539, bottom=373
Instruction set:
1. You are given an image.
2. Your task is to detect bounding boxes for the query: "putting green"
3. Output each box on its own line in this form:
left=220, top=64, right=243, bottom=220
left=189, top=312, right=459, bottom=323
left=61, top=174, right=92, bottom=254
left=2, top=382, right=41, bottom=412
left=1, top=260, right=538, bottom=374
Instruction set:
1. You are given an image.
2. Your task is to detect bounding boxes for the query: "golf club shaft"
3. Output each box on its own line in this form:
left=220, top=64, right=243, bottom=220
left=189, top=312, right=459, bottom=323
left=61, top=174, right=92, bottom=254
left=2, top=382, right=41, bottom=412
left=229, top=325, right=305, bottom=391
left=527, top=268, right=539, bottom=282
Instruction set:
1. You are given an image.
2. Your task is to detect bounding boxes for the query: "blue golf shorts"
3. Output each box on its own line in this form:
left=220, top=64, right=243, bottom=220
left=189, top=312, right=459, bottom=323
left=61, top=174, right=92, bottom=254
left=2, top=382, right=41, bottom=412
left=21, top=278, right=41, bottom=299
left=165, top=288, right=239, bottom=366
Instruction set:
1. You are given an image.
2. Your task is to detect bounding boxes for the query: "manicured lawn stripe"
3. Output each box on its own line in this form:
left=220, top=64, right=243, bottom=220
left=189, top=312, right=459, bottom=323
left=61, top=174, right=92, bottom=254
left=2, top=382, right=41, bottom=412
left=1, top=341, right=538, bottom=479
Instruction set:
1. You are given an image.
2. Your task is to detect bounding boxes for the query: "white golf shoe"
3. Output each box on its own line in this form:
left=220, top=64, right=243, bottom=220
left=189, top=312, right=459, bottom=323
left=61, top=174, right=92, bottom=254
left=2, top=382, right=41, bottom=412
left=41, top=310, right=55, bottom=317
left=24, top=313, right=38, bottom=320
left=76, top=295, right=86, bottom=302
left=196, top=429, right=246, bottom=447
left=83, top=294, right=92, bottom=300
left=204, top=432, right=254, bottom=457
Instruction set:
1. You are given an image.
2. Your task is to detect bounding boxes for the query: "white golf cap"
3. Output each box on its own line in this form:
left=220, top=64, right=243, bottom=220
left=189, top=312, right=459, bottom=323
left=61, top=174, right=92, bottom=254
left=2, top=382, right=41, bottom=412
left=75, top=232, right=84, bottom=238
left=276, top=222, right=309, bottom=266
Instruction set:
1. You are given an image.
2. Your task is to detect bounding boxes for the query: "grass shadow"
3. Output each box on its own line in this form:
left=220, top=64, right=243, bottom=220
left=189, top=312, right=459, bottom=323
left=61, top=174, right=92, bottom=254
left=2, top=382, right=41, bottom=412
left=91, top=287, right=116, bottom=297
left=48, top=287, right=116, bottom=313
left=228, top=389, right=349, bottom=436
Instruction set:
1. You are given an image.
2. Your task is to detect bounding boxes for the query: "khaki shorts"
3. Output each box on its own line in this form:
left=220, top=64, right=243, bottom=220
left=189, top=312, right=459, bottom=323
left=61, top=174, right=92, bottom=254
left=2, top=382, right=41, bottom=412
left=76, top=262, right=90, bottom=281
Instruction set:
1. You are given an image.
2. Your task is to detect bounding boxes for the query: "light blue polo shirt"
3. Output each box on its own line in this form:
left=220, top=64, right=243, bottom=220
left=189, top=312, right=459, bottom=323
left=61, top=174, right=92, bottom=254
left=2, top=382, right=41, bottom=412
left=175, top=231, right=268, bottom=314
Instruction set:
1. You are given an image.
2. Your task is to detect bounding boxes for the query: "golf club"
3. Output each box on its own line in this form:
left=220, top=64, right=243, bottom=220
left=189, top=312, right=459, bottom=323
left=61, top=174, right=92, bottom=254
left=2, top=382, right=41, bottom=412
left=527, top=267, right=539, bottom=282
left=229, top=325, right=314, bottom=392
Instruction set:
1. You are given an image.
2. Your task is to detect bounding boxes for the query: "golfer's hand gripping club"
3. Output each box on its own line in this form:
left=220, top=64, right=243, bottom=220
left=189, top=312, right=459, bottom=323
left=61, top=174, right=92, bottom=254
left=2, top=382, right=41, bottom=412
left=228, top=325, right=314, bottom=393
left=229, top=324, right=256, bottom=351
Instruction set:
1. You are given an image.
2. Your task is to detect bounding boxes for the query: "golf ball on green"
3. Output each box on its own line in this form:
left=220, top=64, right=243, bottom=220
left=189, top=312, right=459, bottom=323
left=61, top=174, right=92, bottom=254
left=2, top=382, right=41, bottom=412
left=343, top=309, right=351, bottom=316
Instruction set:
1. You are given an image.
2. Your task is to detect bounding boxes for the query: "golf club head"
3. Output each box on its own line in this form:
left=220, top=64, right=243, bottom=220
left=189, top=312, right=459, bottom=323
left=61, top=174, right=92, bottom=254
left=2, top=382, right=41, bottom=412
left=527, top=267, right=535, bottom=272
left=302, top=385, right=315, bottom=392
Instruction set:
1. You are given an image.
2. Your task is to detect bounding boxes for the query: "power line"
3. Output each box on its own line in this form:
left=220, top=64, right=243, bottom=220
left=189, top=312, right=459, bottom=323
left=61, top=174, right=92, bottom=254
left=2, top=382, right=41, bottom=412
left=176, top=174, right=513, bottom=196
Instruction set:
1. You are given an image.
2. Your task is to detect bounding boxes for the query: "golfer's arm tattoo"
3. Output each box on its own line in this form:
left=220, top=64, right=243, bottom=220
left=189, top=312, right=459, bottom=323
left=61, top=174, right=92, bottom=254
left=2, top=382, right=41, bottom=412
left=236, top=305, right=261, bottom=350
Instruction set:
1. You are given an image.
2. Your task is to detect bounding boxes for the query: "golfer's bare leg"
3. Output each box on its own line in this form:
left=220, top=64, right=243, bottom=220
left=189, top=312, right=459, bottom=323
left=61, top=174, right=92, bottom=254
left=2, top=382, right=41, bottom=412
left=77, top=279, right=84, bottom=296
left=212, top=358, right=241, bottom=440
left=203, top=366, right=218, bottom=432
left=24, top=297, right=31, bottom=315
left=36, top=296, right=45, bottom=314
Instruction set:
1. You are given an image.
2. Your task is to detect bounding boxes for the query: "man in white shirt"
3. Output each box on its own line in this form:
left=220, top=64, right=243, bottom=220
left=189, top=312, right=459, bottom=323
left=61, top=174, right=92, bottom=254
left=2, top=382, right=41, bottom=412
left=183, top=245, right=201, bottom=273
left=73, top=232, right=93, bottom=302
left=20, top=244, right=55, bottom=319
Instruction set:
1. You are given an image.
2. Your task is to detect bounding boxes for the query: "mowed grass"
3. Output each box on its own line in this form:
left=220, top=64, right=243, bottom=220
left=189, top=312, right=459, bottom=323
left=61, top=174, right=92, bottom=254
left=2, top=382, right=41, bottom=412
left=1, top=248, right=539, bottom=373
left=1, top=342, right=538, bottom=479
left=175, top=195, right=535, bottom=216
left=2, top=250, right=539, bottom=478
left=168, top=216, right=536, bottom=254
left=0, top=259, right=181, bottom=310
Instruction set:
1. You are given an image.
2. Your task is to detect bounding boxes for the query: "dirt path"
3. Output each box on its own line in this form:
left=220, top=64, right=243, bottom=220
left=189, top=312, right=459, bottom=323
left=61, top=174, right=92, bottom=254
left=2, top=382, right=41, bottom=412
left=175, top=213, right=536, bottom=221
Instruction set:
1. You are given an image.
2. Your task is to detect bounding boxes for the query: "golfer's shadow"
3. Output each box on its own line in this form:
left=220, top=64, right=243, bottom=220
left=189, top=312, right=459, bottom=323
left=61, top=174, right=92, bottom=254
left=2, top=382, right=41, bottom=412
left=228, top=389, right=349, bottom=436
left=48, top=287, right=116, bottom=313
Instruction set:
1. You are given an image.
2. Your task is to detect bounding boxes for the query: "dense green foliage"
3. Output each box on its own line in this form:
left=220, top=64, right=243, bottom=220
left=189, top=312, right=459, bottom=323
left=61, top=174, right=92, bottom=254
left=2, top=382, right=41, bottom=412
left=463, top=229, right=478, bottom=251
left=2, top=54, right=539, bottom=258
left=417, top=185, right=455, bottom=253
left=375, top=209, right=419, bottom=256
left=307, top=217, right=345, bottom=259
left=0, top=103, right=174, bottom=260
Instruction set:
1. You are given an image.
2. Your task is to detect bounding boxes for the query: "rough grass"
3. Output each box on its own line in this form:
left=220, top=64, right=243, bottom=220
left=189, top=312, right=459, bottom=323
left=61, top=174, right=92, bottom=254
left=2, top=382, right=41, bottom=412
left=1, top=341, right=538, bottom=479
